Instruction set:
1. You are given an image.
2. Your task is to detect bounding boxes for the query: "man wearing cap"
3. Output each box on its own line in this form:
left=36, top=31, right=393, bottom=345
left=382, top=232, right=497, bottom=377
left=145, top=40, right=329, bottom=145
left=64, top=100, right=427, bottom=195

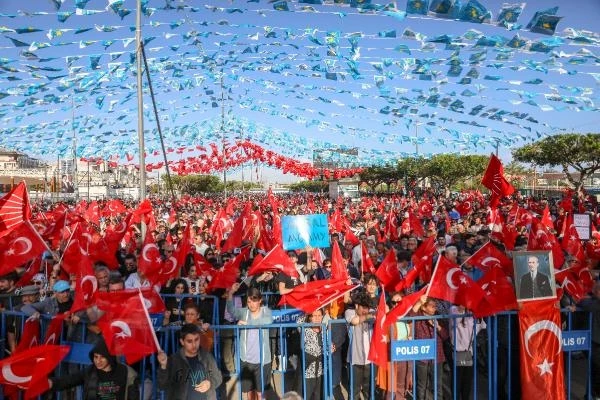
left=21, top=280, right=75, bottom=321
left=6, top=285, right=40, bottom=353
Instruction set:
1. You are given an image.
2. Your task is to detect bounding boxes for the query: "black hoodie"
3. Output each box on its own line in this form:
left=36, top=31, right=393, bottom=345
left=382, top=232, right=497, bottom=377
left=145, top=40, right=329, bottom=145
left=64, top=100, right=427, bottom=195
left=50, top=340, right=139, bottom=400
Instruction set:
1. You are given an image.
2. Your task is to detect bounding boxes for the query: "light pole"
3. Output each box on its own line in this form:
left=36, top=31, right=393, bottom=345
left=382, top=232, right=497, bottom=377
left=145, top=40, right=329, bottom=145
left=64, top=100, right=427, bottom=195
left=136, top=0, right=146, bottom=201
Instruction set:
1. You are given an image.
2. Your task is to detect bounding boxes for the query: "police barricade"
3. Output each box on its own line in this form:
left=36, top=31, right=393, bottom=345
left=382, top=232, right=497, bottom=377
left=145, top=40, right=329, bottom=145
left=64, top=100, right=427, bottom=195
left=0, top=308, right=594, bottom=399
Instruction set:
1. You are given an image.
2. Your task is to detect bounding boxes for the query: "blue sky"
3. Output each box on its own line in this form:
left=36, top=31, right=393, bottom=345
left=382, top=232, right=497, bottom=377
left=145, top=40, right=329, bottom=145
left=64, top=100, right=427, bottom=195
left=0, top=0, right=598, bottom=183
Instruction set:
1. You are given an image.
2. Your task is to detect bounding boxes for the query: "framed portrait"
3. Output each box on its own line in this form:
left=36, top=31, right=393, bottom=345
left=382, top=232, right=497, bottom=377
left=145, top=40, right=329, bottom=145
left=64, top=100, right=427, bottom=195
left=513, top=250, right=556, bottom=302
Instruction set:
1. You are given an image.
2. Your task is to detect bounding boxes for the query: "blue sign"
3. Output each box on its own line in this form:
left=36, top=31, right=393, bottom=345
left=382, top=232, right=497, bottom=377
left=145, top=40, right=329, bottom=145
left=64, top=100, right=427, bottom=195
left=271, top=308, right=303, bottom=323
left=149, top=313, right=164, bottom=329
left=281, top=214, right=330, bottom=251
left=391, top=339, right=437, bottom=361
left=562, top=330, right=591, bottom=352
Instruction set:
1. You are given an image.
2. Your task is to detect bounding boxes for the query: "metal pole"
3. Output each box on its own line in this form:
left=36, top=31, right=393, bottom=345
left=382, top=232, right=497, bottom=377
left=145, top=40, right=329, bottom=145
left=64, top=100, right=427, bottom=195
left=240, top=129, right=244, bottom=200
left=71, top=82, right=79, bottom=202
left=136, top=0, right=146, bottom=201
left=494, top=138, right=499, bottom=157
left=220, top=75, right=227, bottom=198
left=415, top=119, right=419, bottom=155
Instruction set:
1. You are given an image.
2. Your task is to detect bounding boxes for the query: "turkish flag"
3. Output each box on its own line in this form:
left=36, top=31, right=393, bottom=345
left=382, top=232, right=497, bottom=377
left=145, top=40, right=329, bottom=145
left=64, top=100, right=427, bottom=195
left=518, top=300, right=566, bottom=400
left=103, top=199, right=127, bottom=216
left=96, top=287, right=166, bottom=314
left=206, top=247, right=250, bottom=293
left=246, top=244, right=298, bottom=278
left=411, top=235, right=436, bottom=283
left=418, top=200, right=433, bottom=218
left=540, top=205, right=554, bottom=231
left=427, top=256, right=486, bottom=311
left=69, top=262, right=97, bottom=313
left=375, top=249, right=401, bottom=291
left=60, top=223, right=95, bottom=275
left=407, top=212, right=425, bottom=238
left=15, top=257, right=42, bottom=288
left=0, top=221, right=49, bottom=276
left=192, top=251, right=215, bottom=278
left=330, top=241, right=349, bottom=281
left=14, top=320, right=40, bottom=354
left=137, top=230, right=162, bottom=276
left=84, top=200, right=101, bottom=225
left=368, top=288, right=389, bottom=367
left=360, top=241, right=376, bottom=274
left=571, top=262, right=595, bottom=294
left=466, top=242, right=514, bottom=277
left=278, top=278, right=357, bottom=314
left=221, top=202, right=255, bottom=252
left=528, top=218, right=565, bottom=268
left=43, top=314, right=66, bottom=346
left=385, top=286, right=428, bottom=329
left=344, top=228, right=360, bottom=247
left=97, top=291, right=160, bottom=364
left=0, top=344, right=70, bottom=399
left=501, top=223, right=519, bottom=251
left=481, top=154, right=515, bottom=199
left=174, top=224, right=192, bottom=268
left=384, top=209, right=399, bottom=241
left=0, top=182, right=31, bottom=239
left=555, top=268, right=586, bottom=302
left=561, top=215, right=585, bottom=264
left=455, top=200, right=472, bottom=217
left=472, top=268, right=518, bottom=318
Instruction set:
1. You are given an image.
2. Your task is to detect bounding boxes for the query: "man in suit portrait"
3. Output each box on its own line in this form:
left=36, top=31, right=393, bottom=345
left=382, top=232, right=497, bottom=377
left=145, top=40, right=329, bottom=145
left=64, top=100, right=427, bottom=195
left=519, top=255, right=552, bottom=299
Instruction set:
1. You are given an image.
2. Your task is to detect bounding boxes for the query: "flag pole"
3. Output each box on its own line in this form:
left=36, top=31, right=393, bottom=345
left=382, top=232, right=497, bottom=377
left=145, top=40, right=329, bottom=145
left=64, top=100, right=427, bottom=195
left=136, top=0, right=146, bottom=203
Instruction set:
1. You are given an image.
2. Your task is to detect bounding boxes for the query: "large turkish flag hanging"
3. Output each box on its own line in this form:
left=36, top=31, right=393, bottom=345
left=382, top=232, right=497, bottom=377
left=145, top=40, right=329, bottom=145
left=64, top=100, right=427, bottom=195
left=518, top=299, right=566, bottom=400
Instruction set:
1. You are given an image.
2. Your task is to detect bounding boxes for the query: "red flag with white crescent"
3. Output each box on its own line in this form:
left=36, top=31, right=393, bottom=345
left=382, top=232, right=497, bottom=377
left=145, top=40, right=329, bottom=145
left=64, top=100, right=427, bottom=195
left=0, top=221, right=49, bottom=276
left=518, top=299, right=566, bottom=400
left=278, top=278, right=357, bottom=314
left=97, top=291, right=160, bottom=364
left=367, top=287, right=389, bottom=367
left=0, top=344, right=70, bottom=399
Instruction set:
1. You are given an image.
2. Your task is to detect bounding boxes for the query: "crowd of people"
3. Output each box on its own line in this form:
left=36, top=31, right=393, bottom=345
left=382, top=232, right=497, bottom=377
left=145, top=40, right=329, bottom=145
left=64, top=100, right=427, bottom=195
left=1, top=189, right=600, bottom=399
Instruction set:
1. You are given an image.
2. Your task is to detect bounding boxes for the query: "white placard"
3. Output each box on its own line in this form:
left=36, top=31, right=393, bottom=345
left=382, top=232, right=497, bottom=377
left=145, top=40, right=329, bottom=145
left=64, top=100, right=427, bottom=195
left=573, top=213, right=591, bottom=240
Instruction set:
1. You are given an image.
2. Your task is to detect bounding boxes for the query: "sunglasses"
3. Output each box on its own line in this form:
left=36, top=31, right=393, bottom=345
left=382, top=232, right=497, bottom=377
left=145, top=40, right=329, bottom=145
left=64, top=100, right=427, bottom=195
left=33, top=281, right=43, bottom=285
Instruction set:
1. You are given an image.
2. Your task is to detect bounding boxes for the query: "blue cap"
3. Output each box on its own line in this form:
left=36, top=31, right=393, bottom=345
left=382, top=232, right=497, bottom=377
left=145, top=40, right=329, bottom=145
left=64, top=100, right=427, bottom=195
left=53, top=280, right=70, bottom=293
left=449, top=211, right=460, bottom=220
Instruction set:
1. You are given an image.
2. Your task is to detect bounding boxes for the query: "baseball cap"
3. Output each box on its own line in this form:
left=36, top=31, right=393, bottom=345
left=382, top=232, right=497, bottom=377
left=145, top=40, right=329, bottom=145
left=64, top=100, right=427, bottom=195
left=19, top=285, right=40, bottom=296
left=53, top=280, right=70, bottom=293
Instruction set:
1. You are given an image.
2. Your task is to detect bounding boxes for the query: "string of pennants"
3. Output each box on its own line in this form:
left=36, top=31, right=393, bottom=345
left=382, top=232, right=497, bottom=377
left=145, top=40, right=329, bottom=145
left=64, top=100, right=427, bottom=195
left=0, top=0, right=598, bottom=165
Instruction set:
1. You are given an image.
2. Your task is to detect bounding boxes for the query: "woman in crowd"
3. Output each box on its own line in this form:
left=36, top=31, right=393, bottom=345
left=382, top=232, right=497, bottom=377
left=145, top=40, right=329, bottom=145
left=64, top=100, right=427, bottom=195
left=297, top=308, right=326, bottom=400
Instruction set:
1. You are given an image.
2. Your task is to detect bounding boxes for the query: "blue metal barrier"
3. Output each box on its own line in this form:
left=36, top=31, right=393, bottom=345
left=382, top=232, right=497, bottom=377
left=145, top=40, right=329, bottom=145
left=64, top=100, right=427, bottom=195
left=0, top=307, right=594, bottom=399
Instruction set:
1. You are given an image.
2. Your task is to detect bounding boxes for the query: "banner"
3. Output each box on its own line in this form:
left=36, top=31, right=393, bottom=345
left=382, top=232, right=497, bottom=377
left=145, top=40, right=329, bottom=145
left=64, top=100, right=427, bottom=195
left=281, top=214, right=330, bottom=250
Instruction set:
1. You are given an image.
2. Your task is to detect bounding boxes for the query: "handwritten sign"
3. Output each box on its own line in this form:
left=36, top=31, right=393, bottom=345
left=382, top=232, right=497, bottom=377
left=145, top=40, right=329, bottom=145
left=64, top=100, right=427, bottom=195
left=391, top=339, right=437, bottom=361
left=281, top=214, right=330, bottom=251
left=562, top=330, right=591, bottom=352
left=573, top=213, right=591, bottom=240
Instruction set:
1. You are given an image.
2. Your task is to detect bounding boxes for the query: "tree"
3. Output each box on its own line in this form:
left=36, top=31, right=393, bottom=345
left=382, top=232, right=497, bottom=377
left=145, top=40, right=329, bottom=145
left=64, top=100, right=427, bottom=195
left=162, top=175, right=221, bottom=194
left=512, top=133, right=600, bottom=194
left=359, top=166, right=387, bottom=192
left=503, top=160, right=530, bottom=190
left=423, top=154, right=488, bottom=194
left=288, top=180, right=328, bottom=193
left=397, top=156, right=428, bottom=192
